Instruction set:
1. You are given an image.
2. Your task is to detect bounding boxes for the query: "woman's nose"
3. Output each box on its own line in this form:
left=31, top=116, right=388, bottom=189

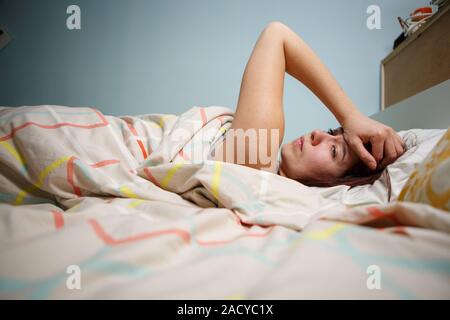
left=311, top=130, right=326, bottom=146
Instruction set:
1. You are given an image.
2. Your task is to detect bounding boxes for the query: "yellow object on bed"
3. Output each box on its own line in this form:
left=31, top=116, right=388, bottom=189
left=399, top=127, right=450, bottom=211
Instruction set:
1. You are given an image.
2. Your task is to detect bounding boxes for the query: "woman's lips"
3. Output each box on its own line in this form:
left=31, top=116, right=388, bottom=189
left=295, top=137, right=304, bottom=151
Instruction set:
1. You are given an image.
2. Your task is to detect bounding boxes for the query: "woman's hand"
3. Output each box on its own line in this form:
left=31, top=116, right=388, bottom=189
left=342, top=112, right=405, bottom=170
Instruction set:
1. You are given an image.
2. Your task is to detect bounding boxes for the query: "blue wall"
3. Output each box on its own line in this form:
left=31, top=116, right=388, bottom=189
left=0, top=0, right=427, bottom=141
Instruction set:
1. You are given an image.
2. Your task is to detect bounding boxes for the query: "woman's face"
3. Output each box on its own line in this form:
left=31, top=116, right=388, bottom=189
left=279, top=129, right=359, bottom=181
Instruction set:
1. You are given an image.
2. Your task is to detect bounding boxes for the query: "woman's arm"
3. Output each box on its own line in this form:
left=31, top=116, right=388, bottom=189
left=213, top=22, right=286, bottom=171
left=281, top=22, right=360, bottom=125
left=214, top=21, right=404, bottom=171
left=276, top=21, right=404, bottom=169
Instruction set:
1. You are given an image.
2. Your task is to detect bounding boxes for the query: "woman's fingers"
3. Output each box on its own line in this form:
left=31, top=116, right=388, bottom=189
left=379, top=136, right=397, bottom=168
left=394, top=133, right=406, bottom=156
left=341, top=113, right=405, bottom=171
left=346, top=135, right=377, bottom=170
left=377, top=131, right=406, bottom=168
left=370, top=133, right=386, bottom=165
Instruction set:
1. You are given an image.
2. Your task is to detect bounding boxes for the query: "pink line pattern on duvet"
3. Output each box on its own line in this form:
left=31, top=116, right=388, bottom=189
left=367, top=206, right=402, bottom=225
left=0, top=108, right=109, bottom=142
left=178, top=149, right=190, bottom=161
left=142, top=167, right=162, bottom=188
left=200, top=107, right=207, bottom=127
left=126, top=122, right=150, bottom=160
left=52, top=211, right=64, bottom=230
left=195, top=227, right=274, bottom=247
left=67, top=157, right=121, bottom=196
left=88, top=215, right=274, bottom=248
left=88, top=219, right=191, bottom=245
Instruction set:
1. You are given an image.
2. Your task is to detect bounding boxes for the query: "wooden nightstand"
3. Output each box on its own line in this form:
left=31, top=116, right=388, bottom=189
left=381, top=2, right=450, bottom=110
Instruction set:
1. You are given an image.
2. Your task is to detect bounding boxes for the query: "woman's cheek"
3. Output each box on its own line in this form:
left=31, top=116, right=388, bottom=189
left=306, top=151, right=326, bottom=166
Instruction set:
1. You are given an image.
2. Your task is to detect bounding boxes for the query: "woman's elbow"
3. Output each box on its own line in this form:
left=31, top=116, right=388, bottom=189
left=264, top=21, right=290, bottom=35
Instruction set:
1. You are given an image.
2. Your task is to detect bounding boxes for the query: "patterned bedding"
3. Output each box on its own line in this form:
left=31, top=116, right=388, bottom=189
left=0, top=105, right=449, bottom=299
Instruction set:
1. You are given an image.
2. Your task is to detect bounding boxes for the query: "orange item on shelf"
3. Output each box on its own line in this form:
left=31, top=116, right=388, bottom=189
left=410, top=6, right=433, bottom=21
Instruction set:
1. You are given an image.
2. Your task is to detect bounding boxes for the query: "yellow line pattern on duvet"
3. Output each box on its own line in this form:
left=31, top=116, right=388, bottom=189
left=211, top=161, right=222, bottom=200
left=15, top=155, right=71, bottom=205
left=119, top=186, right=145, bottom=207
left=306, top=223, right=346, bottom=240
left=128, top=199, right=144, bottom=208
left=161, top=163, right=183, bottom=189
left=0, top=141, right=26, bottom=167
left=119, top=185, right=139, bottom=198
left=158, top=115, right=172, bottom=128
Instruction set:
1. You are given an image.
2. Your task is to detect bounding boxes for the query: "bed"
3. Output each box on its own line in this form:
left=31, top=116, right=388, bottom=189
left=0, top=85, right=449, bottom=299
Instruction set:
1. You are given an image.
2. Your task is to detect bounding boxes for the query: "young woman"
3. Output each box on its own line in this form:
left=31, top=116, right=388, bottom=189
left=210, top=21, right=405, bottom=187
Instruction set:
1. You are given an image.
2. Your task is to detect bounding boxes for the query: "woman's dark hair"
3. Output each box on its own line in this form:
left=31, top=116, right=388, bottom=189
left=297, top=127, right=392, bottom=201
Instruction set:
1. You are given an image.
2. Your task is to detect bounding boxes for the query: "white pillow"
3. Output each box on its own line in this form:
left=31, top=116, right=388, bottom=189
left=309, top=129, right=446, bottom=207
